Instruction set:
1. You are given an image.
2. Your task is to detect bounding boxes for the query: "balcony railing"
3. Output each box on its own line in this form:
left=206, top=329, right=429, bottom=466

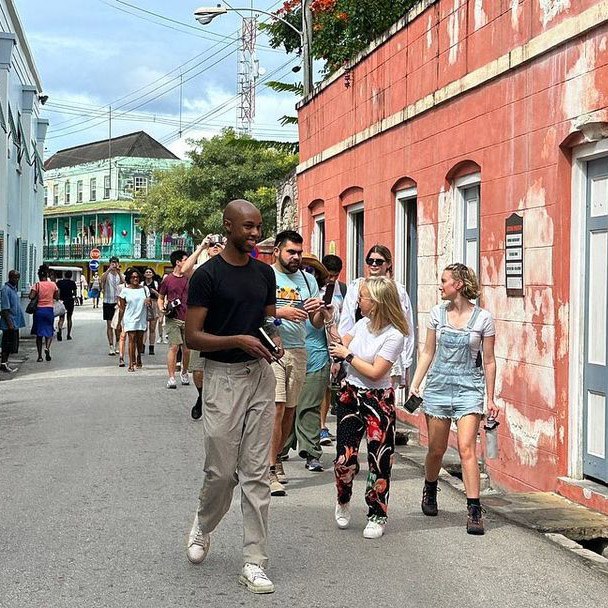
left=43, top=238, right=193, bottom=262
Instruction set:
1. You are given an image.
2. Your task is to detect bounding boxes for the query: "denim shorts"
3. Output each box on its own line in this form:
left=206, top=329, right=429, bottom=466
left=421, top=400, right=484, bottom=421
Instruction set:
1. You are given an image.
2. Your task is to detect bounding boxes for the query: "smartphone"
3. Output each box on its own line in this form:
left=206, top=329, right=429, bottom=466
left=403, top=394, right=423, bottom=414
left=323, top=281, right=335, bottom=306
left=258, top=327, right=280, bottom=354
left=293, top=300, right=307, bottom=310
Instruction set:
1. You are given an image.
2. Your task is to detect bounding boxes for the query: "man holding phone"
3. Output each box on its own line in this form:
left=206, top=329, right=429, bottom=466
left=269, top=231, right=325, bottom=496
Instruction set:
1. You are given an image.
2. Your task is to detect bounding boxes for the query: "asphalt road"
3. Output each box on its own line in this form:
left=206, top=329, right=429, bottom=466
left=1, top=304, right=606, bottom=607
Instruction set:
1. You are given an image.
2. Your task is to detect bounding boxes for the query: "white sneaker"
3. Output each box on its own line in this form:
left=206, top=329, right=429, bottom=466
left=180, top=372, right=190, bottom=385
left=335, top=503, right=351, bottom=529
left=156, top=336, right=162, bottom=344
left=167, top=377, right=177, bottom=389
left=239, top=563, right=275, bottom=594
left=108, top=345, right=116, bottom=356
left=163, top=336, right=169, bottom=344
left=186, top=515, right=210, bottom=564
left=363, top=520, right=385, bottom=539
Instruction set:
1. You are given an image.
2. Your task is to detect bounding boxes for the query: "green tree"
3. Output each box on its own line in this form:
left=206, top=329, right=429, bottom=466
left=263, top=0, right=418, bottom=76
left=137, top=129, right=298, bottom=240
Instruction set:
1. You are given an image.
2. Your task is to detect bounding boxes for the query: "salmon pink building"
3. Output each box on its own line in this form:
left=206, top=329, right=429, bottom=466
left=295, top=0, right=608, bottom=513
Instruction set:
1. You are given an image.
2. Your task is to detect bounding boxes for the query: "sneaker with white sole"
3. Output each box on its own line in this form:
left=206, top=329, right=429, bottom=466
left=156, top=336, right=162, bottom=344
left=319, top=427, right=332, bottom=446
left=180, top=371, right=190, bottom=385
left=186, top=515, right=210, bottom=564
left=269, top=470, right=286, bottom=496
left=108, top=345, right=116, bottom=356
left=239, top=563, right=275, bottom=594
left=305, top=455, right=324, bottom=472
left=274, top=460, right=288, bottom=484
left=363, top=520, right=385, bottom=539
left=335, top=503, right=351, bottom=529
left=167, top=377, right=177, bottom=389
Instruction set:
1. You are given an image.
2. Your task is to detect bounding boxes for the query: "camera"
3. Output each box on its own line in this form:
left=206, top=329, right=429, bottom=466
left=164, top=298, right=181, bottom=319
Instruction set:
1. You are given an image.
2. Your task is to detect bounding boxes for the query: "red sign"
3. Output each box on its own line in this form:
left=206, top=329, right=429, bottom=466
left=90, top=248, right=101, bottom=260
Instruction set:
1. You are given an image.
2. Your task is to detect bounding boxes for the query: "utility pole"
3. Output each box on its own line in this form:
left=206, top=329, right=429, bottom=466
left=108, top=106, right=112, bottom=200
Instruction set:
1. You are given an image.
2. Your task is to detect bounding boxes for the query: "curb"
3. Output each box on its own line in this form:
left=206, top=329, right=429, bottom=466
left=395, top=423, right=608, bottom=577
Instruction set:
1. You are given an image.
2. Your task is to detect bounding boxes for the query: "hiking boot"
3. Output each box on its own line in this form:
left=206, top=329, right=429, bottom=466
left=186, top=514, right=210, bottom=564
left=466, top=504, right=485, bottom=535
left=305, top=455, right=323, bottom=472
left=274, top=460, right=288, bottom=484
left=334, top=503, right=351, bottom=529
left=421, top=483, right=439, bottom=516
left=319, top=427, right=332, bottom=446
left=269, top=470, right=286, bottom=496
left=363, top=520, right=385, bottom=539
left=239, top=563, right=275, bottom=594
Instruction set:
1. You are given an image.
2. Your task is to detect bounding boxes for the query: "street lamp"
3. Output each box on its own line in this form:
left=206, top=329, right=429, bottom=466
left=193, top=3, right=313, bottom=97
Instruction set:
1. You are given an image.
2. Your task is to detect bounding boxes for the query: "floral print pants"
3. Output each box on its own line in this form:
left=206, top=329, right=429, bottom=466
left=334, top=382, right=396, bottom=524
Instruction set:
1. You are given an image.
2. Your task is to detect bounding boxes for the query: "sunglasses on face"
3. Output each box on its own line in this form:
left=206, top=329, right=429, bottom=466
left=209, top=242, right=222, bottom=247
left=366, top=258, right=386, bottom=267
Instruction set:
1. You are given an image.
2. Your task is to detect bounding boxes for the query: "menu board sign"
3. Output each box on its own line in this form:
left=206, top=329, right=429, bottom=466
left=505, top=213, right=524, bottom=297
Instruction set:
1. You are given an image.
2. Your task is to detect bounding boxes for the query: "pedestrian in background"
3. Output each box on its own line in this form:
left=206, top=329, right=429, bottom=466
left=187, top=234, right=225, bottom=420
left=269, top=230, right=325, bottom=496
left=100, top=256, right=124, bottom=355
left=89, top=272, right=101, bottom=308
left=319, top=254, right=348, bottom=445
left=29, top=264, right=59, bottom=362
left=185, top=199, right=280, bottom=594
left=118, top=268, right=150, bottom=372
left=281, top=254, right=332, bottom=472
left=141, top=268, right=160, bottom=355
left=409, top=263, right=498, bottom=535
left=158, top=250, right=191, bottom=389
left=56, top=270, right=77, bottom=341
left=79, top=273, right=88, bottom=306
left=0, top=270, right=26, bottom=373
left=329, top=276, right=408, bottom=539
left=339, top=245, right=415, bottom=391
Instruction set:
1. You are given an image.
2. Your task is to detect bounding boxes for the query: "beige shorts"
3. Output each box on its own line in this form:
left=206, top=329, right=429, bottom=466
left=271, top=348, right=307, bottom=409
left=190, top=350, right=205, bottom=371
left=165, top=318, right=185, bottom=346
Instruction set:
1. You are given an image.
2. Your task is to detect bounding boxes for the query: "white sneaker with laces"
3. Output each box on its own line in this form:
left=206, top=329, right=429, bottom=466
left=167, top=377, right=177, bottom=389
left=239, top=563, right=275, bottom=594
left=186, top=515, right=210, bottom=564
left=108, top=345, right=116, bottom=356
left=156, top=336, right=162, bottom=344
left=180, top=372, right=190, bottom=385
left=335, top=503, right=351, bottom=529
left=363, top=520, right=385, bottom=539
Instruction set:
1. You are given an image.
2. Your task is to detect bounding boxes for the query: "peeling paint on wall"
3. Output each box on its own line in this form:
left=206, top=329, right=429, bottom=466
left=557, top=302, right=569, bottom=359
left=511, top=0, right=521, bottom=30
left=427, top=15, right=433, bottom=49
left=505, top=402, right=556, bottom=466
left=563, top=40, right=600, bottom=121
left=448, top=0, right=460, bottom=65
left=539, top=0, right=571, bottom=28
left=474, top=0, right=488, bottom=30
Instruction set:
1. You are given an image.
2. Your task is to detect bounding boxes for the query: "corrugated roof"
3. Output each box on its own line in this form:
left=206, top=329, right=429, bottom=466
left=43, top=200, right=134, bottom=217
left=44, top=131, right=179, bottom=170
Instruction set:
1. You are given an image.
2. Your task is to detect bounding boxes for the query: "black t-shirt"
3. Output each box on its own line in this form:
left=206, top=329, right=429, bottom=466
left=57, top=279, right=77, bottom=302
left=188, top=255, right=276, bottom=363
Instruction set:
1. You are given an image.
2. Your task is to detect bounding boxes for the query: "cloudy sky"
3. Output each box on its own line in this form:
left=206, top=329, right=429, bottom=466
left=16, top=0, right=301, bottom=158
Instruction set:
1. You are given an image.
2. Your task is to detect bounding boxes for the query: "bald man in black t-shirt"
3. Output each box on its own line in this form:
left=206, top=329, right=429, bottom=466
left=184, top=200, right=282, bottom=594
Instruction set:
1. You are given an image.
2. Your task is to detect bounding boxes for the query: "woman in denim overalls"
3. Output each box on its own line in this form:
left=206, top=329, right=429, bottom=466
left=410, top=264, right=498, bottom=535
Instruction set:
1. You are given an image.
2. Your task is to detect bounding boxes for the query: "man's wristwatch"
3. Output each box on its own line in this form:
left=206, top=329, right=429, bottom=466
left=345, top=353, right=354, bottom=364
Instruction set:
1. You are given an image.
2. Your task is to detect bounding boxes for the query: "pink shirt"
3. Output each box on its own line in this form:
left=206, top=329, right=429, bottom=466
left=35, top=281, right=58, bottom=307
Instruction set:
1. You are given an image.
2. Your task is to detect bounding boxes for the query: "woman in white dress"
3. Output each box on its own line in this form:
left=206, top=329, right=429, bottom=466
left=118, top=268, right=151, bottom=372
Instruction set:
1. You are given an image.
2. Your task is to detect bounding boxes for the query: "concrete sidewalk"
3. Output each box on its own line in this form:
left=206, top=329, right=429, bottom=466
left=395, top=423, right=608, bottom=576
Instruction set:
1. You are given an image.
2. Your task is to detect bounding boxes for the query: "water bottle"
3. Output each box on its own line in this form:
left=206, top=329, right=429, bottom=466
left=484, top=416, right=500, bottom=459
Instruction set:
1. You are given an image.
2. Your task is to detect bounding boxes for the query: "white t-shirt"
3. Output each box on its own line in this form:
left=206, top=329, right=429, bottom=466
left=428, top=304, right=495, bottom=363
left=345, top=318, right=406, bottom=389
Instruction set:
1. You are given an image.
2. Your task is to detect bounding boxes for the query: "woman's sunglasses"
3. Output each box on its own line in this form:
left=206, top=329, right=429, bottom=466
left=366, top=258, right=386, bottom=267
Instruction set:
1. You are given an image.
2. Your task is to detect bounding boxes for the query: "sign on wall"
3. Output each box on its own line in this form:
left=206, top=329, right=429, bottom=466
left=505, top=213, right=524, bottom=297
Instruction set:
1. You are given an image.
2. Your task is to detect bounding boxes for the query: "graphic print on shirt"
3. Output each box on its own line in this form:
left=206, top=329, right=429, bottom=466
left=276, top=284, right=305, bottom=307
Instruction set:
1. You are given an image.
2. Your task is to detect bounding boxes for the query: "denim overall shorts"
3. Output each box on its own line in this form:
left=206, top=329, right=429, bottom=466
left=422, top=305, right=485, bottom=420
